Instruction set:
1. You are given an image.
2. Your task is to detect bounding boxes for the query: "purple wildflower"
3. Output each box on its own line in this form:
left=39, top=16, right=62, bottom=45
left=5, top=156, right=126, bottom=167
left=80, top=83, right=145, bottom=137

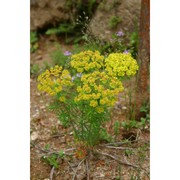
left=116, top=31, right=124, bottom=37
left=123, top=50, right=129, bottom=54
left=71, top=76, right=75, bottom=81
left=76, top=73, right=82, bottom=78
left=64, top=51, right=72, bottom=56
left=71, top=73, right=82, bottom=81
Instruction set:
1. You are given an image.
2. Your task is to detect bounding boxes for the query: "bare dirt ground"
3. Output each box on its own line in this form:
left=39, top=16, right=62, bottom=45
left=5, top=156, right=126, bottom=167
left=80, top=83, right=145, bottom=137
left=30, top=37, right=150, bottom=180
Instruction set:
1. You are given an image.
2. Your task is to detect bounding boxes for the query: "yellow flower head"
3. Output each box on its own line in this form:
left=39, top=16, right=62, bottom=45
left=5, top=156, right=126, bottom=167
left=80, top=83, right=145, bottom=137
left=74, top=70, right=124, bottom=109
left=59, top=96, right=66, bottom=102
left=96, top=106, right=104, bottom=113
left=37, top=65, right=73, bottom=97
left=90, top=100, right=98, bottom=107
left=71, top=50, right=104, bottom=72
left=105, top=53, right=139, bottom=77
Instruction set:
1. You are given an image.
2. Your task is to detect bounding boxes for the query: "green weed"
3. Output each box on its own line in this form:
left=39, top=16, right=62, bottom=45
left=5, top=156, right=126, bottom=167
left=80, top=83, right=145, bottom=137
left=113, top=120, right=121, bottom=136
left=30, top=64, right=40, bottom=77
left=109, top=16, right=122, bottom=29
left=50, top=45, right=70, bottom=68
left=124, top=149, right=134, bottom=157
left=45, top=144, right=51, bottom=151
left=41, top=154, right=59, bottom=168
left=41, top=149, right=66, bottom=169
left=121, top=117, right=149, bottom=131
left=99, top=128, right=113, bottom=143
left=30, top=31, right=39, bottom=53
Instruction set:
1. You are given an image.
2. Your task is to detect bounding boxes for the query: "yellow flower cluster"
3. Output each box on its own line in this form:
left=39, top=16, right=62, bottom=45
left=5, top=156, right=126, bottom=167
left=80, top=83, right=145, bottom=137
left=70, top=50, right=104, bottom=73
left=37, top=65, right=73, bottom=101
left=37, top=51, right=139, bottom=112
left=74, top=71, right=124, bottom=113
left=105, top=53, right=139, bottom=77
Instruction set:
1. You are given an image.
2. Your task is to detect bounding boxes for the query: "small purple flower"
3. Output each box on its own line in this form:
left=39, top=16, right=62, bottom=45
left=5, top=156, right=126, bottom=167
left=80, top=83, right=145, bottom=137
left=71, top=73, right=82, bottom=81
left=123, top=50, right=129, bottom=54
left=116, top=31, right=124, bottom=37
left=76, top=73, right=82, bottom=78
left=71, top=76, right=75, bottom=81
left=64, top=51, right=72, bottom=56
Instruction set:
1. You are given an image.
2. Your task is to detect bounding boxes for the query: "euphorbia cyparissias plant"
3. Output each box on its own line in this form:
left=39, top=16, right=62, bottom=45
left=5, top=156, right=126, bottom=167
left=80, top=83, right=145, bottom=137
left=37, top=50, right=138, bottom=146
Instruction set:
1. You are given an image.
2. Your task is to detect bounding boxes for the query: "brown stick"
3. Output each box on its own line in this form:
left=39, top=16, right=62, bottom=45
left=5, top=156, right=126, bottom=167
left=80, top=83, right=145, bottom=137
left=96, top=151, right=139, bottom=169
left=101, top=140, right=137, bottom=146
left=104, top=146, right=134, bottom=150
left=50, top=166, right=55, bottom=180
left=86, top=158, right=90, bottom=180
left=72, top=158, right=86, bottom=180
left=31, top=141, right=76, bottom=156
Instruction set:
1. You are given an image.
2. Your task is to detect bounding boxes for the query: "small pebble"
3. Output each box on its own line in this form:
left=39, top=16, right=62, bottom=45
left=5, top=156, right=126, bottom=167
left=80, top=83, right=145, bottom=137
left=36, top=92, right=41, bottom=96
left=35, top=55, right=42, bottom=60
left=31, top=131, right=38, bottom=141
left=122, top=106, right=127, bottom=110
left=40, top=105, right=46, bottom=109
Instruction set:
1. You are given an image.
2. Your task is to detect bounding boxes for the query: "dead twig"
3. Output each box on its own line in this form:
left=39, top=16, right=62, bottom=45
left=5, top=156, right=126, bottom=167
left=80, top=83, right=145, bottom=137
left=67, top=161, right=76, bottom=173
left=97, top=151, right=149, bottom=177
left=101, top=142, right=128, bottom=146
left=101, top=140, right=137, bottom=147
left=64, top=148, right=76, bottom=153
left=86, top=158, right=90, bottom=180
left=31, top=141, right=76, bottom=156
left=96, top=151, right=139, bottom=169
left=37, top=133, right=66, bottom=141
left=72, top=158, right=86, bottom=180
left=49, top=134, right=64, bottom=139
left=46, top=148, right=76, bottom=157
left=50, top=166, right=55, bottom=180
left=104, top=146, right=134, bottom=150
left=30, top=141, right=49, bottom=153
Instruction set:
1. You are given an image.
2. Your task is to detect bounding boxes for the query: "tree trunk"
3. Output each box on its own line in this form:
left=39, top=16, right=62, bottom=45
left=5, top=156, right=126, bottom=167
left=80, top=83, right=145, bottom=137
left=135, top=0, right=150, bottom=120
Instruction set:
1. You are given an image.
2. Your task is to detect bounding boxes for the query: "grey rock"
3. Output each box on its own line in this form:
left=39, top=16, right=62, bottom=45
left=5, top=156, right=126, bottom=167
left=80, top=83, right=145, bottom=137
left=30, top=0, right=70, bottom=30
left=88, top=0, right=141, bottom=41
left=31, top=131, right=38, bottom=141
